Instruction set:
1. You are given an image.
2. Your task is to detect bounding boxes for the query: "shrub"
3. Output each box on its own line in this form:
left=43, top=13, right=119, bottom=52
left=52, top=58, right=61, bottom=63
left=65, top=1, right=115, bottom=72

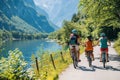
left=0, top=48, right=30, bottom=80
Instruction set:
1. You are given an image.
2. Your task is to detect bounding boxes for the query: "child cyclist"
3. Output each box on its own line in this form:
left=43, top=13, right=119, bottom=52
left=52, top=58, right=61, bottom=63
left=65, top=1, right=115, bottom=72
left=97, top=33, right=111, bottom=62
left=84, top=35, right=94, bottom=61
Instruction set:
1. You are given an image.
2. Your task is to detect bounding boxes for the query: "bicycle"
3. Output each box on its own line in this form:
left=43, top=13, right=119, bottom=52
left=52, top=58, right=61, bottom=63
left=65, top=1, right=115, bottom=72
left=86, top=51, right=93, bottom=67
left=70, top=46, right=78, bottom=69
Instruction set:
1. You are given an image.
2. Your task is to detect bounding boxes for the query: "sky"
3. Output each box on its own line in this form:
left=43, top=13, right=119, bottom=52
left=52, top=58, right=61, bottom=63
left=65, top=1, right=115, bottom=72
left=33, top=0, right=79, bottom=27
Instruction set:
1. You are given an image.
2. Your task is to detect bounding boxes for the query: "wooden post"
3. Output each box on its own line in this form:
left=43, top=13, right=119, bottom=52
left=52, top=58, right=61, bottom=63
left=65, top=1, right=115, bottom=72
left=60, top=52, right=64, bottom=62
left=50, top=54, right=56, bottom=70
left=35, top=57, right=39, bottom=74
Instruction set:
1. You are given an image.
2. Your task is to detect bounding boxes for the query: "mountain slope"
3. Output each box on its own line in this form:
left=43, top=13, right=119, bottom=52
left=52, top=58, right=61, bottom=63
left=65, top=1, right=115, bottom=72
left=34, top=0, right=79, bottom=27
left=0, top=0, right=57, bottom=33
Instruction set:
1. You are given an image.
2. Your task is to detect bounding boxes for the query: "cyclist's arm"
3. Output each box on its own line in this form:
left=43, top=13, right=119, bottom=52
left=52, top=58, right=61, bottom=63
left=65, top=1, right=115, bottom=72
left=96, top=39, right=100, bottom=46
left=108, top=39, right=111, bottom=46
left=77, top=36, right=81, bottom=45
left=92, top=41, right=95, bottom=47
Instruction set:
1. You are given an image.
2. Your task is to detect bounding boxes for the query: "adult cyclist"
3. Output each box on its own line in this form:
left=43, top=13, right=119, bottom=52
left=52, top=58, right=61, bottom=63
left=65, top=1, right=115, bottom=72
left=69, top=29, right=81, bottom=62
left=97, top=33, right=111, bottom=62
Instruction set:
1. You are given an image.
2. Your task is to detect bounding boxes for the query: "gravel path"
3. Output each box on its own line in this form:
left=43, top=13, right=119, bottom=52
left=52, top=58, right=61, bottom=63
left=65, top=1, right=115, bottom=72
left=59, top=43, right=120, bottom=80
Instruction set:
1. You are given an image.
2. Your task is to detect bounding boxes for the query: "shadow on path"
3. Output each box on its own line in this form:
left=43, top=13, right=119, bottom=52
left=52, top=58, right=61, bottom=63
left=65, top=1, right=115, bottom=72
left=93, top=65, right=120, bottom=71
left=76, top=65, right=120, bottom=72
left=77, top=66, right=96, bottom=72
left=95, top=54, right=120, bottom=62
left=109, top=54, right=120, bottom=62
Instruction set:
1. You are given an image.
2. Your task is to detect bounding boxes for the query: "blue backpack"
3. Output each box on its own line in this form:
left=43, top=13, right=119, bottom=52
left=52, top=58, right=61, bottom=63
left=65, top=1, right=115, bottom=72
left=69, top=35, right=77, bottom=45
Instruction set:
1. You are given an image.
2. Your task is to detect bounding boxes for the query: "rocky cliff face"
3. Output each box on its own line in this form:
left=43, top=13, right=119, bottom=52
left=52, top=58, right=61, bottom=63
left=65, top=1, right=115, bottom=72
left=0, top=0, right=57, bottom=33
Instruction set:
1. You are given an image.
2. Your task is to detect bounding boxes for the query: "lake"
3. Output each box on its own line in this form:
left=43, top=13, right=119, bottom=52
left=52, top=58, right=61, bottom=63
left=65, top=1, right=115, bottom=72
left=1, top=39, right=62, bottom=62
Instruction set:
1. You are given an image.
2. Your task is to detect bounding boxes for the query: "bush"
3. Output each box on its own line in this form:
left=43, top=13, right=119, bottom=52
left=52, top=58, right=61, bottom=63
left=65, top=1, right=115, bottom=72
left=0, top=48, right=30, bottom=80
left=114, top=39, right=120, bottom=55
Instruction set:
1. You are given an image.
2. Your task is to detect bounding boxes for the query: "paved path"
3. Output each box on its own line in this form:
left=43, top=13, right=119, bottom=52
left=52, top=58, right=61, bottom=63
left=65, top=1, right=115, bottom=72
left=59, top=43, right=120, bottom=80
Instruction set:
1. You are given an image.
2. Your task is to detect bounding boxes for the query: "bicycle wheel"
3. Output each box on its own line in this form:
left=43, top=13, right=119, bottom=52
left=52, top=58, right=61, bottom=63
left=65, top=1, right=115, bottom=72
left=102, top=53, right=106, bottom=68
left=87, top=51, right=92, bottom=67
left=88, top=57, right=92, bottom=67
left=73, top=53, right=78, bottom=69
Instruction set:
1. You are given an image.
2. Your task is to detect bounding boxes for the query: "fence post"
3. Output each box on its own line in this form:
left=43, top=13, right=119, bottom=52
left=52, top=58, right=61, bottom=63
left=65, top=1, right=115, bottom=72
left=60, top=52, right=64, bottom=62
left=50, top=54, right=56, bottom=70
left=35, top=57, right=39, bottom=74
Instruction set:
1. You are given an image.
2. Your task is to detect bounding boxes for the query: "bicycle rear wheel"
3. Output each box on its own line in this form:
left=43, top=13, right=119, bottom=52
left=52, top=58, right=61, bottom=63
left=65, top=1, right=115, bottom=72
left=87, top=51, right=92, bottom=67
left=102, top=53, right=106, bottom=68
left=88, top=58, right=92, bottom=67
left=73, top=53, right=78, bottom=69
left=103, top=61, right=106, bottom=68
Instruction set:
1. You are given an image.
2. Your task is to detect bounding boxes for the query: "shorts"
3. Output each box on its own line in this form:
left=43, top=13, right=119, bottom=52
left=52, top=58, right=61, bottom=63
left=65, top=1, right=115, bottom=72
left=100, top=48, right=108, bottom=54
left=85, top=50, right=93, bottom=53
left=69, top=45, right=79, bottom=51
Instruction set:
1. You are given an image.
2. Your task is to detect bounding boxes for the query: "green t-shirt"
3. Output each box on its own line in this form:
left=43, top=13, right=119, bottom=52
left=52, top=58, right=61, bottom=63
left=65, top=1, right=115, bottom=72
left=99, top=37, right=108, bottom=48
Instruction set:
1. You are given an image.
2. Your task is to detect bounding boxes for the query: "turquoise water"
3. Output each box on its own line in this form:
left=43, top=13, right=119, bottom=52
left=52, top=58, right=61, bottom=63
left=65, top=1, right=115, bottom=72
left=1, top=39, right=62, bottom=62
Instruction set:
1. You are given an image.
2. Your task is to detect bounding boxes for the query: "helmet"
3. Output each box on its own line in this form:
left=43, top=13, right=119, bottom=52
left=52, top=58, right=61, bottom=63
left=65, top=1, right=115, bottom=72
left=100, top=33, right=105, bottom=37
left=72, top=29, right=77, bottom=34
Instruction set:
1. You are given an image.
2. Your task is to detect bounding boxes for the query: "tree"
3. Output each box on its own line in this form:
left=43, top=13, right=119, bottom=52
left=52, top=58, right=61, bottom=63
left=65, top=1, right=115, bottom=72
left=78, top=0, right=120, bottom=39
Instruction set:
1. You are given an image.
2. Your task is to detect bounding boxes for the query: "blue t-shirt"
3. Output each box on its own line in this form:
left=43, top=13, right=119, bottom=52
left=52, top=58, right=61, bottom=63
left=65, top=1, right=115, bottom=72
left=99, top=37, right=108, bottom=48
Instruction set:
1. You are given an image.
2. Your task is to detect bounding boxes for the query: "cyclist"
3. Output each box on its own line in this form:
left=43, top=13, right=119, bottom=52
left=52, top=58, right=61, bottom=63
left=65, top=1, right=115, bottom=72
left=84, top=35, right=94, bottom=61
left=69, top=29, right=81, bottom=62
left=97, top=33, right=111, bottom=62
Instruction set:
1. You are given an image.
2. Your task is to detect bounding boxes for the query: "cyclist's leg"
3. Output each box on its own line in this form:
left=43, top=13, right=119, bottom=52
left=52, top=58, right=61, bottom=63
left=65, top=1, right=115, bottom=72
left=100, top=48, right=102, bottom=61
left=106, top=48, right=109, bottom=62
left=69, top=45, right=73, bottom=56
left=85, top=50, right=87, bottom=56
left=76, top=45, right=81, bottom=62
left=90, top=50, right=94, bottom=61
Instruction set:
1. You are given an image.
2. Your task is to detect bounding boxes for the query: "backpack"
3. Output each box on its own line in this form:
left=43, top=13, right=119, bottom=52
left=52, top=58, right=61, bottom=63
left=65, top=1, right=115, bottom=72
left=69, top=34, right=77, bottom=45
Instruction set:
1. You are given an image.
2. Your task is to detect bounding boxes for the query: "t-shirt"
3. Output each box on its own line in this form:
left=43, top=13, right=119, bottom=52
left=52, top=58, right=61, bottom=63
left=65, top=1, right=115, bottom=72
left=99, top=37, right=108, bottom=48
left=85, top=40, right=93, bottom=51
left=69, top=34, right=79, bottom=45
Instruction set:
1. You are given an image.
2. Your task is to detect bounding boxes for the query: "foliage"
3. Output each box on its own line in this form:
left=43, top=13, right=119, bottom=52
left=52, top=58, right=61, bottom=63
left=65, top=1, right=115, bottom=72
left=78, top=0, right=120, bottom=27
left=114, top=32, right=120, bottom=55
left=78, top=0, right=120, bottom=40
left=0, top=48, right=30, bottom=80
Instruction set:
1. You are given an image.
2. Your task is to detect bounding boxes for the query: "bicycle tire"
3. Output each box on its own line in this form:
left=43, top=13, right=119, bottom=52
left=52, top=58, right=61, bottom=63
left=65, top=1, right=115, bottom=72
left=88, top=58, right=92, bottom=67
left=102, top=53, right=106, bottom=68
left=87, top=51, right=92, bottom=67
left=73, top=53, right=78, bottom=69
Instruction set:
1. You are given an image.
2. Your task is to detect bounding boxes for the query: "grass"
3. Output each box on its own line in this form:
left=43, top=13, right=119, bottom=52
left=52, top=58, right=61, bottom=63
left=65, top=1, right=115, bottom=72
left=30, top=45, right=84, bottom=80
left=30, top=50, right=72, bottom=80
left=114, top=39, right=120, bottom=55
